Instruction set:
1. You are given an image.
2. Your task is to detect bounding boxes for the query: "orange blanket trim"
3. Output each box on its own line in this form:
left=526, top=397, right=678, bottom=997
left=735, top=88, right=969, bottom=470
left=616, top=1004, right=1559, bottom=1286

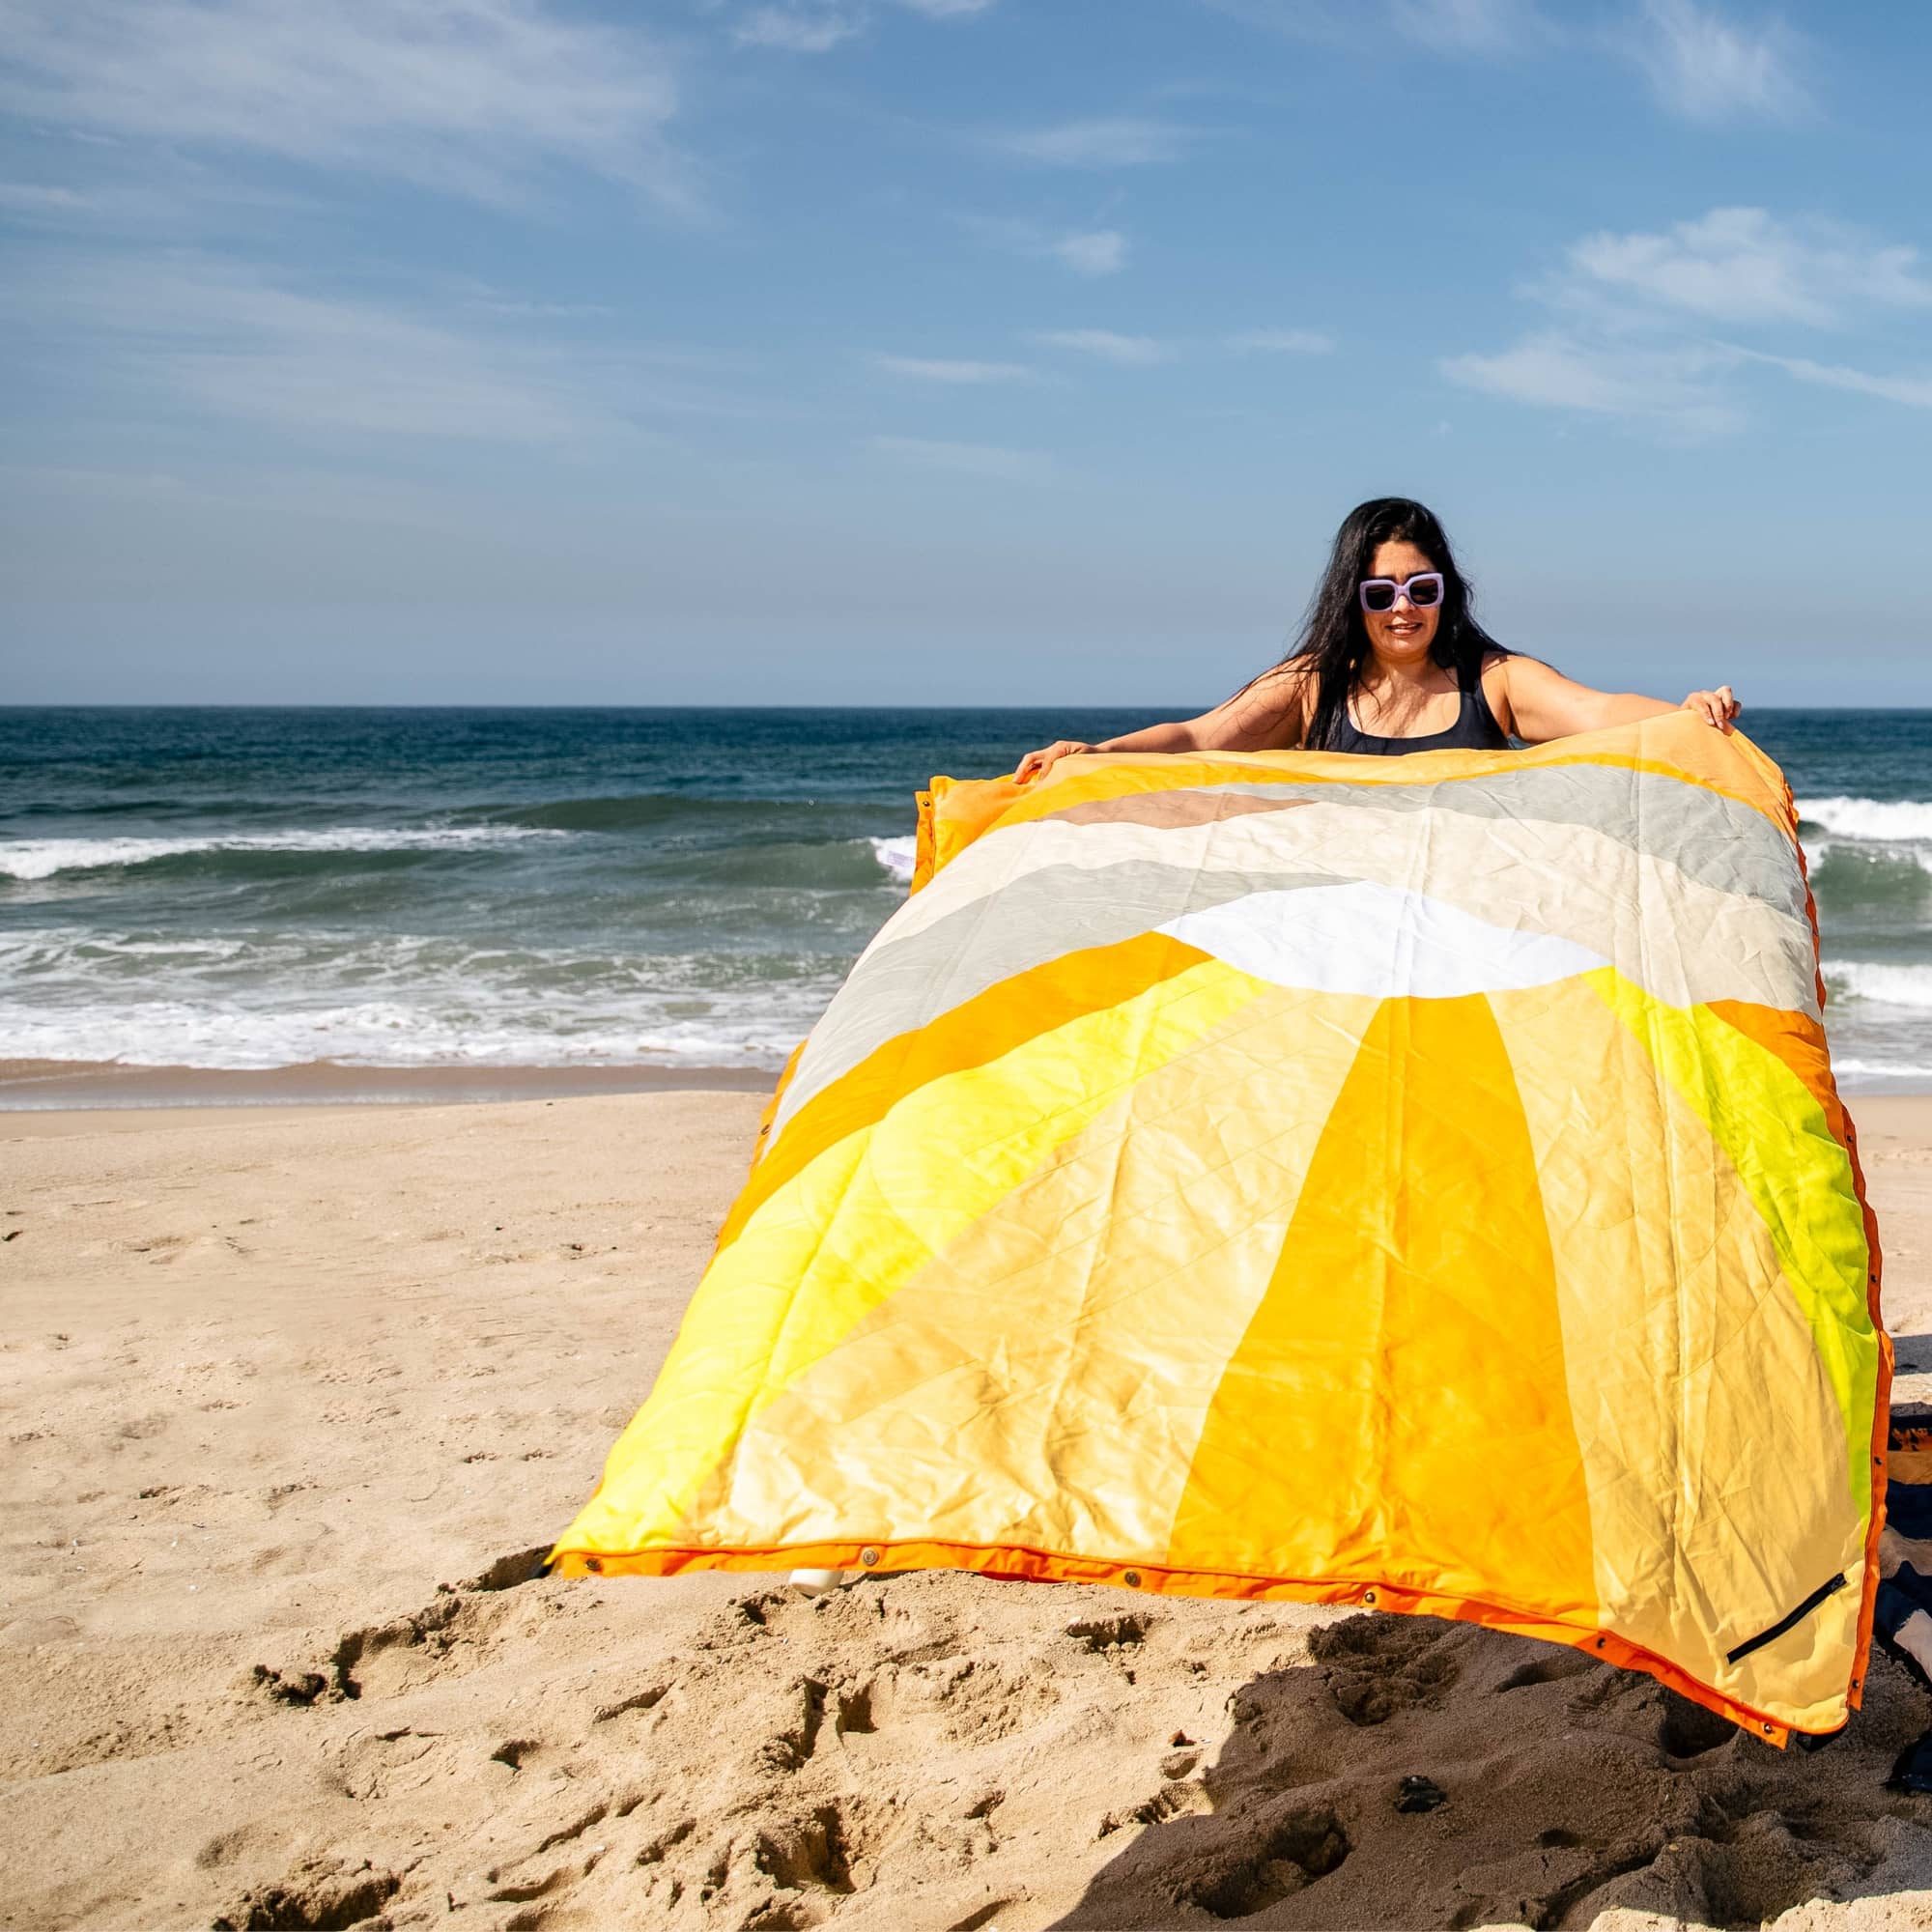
left=914, top=739, right=1798, bottom=893
left=548, top=1537, right=1829, bottom=1745
left=1781, top=768, right=1891, bottom=1722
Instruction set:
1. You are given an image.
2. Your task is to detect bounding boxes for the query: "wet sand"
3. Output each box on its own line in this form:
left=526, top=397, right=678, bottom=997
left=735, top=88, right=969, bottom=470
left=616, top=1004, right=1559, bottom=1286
left=0, top=1058, right=774, bottom=1111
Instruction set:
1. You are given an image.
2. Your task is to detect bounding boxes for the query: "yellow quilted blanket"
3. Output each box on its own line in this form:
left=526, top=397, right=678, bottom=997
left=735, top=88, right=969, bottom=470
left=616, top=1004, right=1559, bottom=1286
left=552, top=714, right=1889, bottom=1742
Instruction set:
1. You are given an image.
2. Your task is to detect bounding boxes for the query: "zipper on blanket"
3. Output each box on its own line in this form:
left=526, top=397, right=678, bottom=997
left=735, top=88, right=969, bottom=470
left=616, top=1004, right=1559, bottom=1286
left=1724, top=1572, right=1849, bottom=1666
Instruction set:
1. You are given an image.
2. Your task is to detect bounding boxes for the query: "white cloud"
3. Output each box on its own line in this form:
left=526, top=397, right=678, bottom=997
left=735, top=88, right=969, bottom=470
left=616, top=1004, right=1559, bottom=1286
left=733, top=0, right=993, bottom=50
left=5, top=252, right=742, bottom=443
left=1740, top=350, right=1932, bottom=412
left=1629, top=0, right=1811, bottom=125
left=1441, top=331, right=1742, bottom=436
left=1051, top=229, right=1128, bottom=276
left=1199, top=1, right=1358, bottom=42
left=990, top=117, right=1193, bottom=168
left=1447, top=203, right=1932, bottom=438
left=468, top=297, right=618, bottom=321
left=868, top=434, right=1051, bottom=481
left=961, top=215, right=1129, bottom=276
left=2, top=463, right=191, bottom=497
left=872, top=354, right=1032, bottom=383
left=1386, top=0, right=1544, bottom=53
left=1227, top=327, right=1333, bottom=354
left=0, top=182, right=94, bottom=213
left=1036, top=327, right=1169, bottom=366
left=734, top=5, right=862, bottom=52
left=1206, top=0, right=1544, bottom=55
left=1563, top=208, right=1932, bottom=328
left=0, top=0, right=696, bottom=213
left=1216, top=0, right=1814, bottom=123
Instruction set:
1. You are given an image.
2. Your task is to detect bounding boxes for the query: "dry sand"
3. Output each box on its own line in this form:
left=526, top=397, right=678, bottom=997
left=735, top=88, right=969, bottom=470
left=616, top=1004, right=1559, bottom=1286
left=4, top=1089, right=1932, bottom=1932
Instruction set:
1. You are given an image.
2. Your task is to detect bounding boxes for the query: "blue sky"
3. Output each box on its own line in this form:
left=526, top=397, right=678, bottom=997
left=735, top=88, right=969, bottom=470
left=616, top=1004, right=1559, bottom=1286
left=2, top=0, right=1929, bottom=706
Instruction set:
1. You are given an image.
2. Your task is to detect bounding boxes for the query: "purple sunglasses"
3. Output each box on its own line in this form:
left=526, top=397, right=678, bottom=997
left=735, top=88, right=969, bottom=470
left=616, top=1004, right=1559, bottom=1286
left=1359, top=571, right=1444, bottom=614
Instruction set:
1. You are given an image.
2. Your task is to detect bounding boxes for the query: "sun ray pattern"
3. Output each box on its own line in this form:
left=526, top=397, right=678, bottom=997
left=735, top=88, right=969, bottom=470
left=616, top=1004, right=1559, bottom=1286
left=553, top=715, right=1888, bottom=1742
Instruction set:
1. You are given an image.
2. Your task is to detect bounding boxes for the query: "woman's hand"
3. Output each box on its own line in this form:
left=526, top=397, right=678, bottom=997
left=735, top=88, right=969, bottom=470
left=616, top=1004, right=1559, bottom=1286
left=1681, top=686, right=1741, bottom=731
left=1014, top=739, right=1096, bottom=783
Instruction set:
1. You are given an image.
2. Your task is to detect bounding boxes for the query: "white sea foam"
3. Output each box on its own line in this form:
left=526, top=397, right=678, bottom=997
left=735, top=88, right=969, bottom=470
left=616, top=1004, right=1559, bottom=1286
left=0, top=825, right=564, bottom=882
left=867, top=835, right=917, bottom=885
left=0, top=993, right=818, bottom=1070
left=1798, top=797, right=1932, bottom=842
left=0, top=925, right=837, bottom=1070
left=1824, top=962, right=1932, bottom=1009
left=1830, top=1057, right=1932, bottom=1082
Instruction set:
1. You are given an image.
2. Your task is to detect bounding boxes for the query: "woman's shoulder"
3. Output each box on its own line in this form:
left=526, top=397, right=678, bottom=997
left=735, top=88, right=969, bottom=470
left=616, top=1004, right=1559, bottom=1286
left=1477, top=647, right=1523, bottom=695
left=1476, top=649, right=1518, bottom=736
left=1255, top=658, right=1318, bottom=695
left=1211, top=658, right=1316, bottom=750
left=1251, top=659, right=1319, bottom=724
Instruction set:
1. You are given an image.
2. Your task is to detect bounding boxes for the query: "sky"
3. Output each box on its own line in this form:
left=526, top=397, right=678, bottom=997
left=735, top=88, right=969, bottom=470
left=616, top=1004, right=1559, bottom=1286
left=2, top=0, right=1929, bottom=708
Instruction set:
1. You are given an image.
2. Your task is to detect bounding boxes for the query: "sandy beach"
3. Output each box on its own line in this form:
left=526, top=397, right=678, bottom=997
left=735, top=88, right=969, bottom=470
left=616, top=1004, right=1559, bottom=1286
left=4, top=1089, right=1931, bottom=1932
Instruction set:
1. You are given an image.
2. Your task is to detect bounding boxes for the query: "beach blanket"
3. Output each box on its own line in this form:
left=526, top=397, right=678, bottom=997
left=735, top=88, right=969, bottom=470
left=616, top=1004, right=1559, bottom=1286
left=552, top=712, right=1888, bottom=1743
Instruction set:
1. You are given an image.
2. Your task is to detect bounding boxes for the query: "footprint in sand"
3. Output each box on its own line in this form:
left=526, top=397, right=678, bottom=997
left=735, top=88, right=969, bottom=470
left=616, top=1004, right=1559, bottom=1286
left=247, top=1544, right=554, bottom=1705
left=211, top=1858, right=399, bottom=1932
left=1307, top=1612, right=1464, bottom=1725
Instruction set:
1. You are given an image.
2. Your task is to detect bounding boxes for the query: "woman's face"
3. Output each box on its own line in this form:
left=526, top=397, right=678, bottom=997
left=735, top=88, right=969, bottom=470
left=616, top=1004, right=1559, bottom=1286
left=1362, top=538, right=1441, bottom=665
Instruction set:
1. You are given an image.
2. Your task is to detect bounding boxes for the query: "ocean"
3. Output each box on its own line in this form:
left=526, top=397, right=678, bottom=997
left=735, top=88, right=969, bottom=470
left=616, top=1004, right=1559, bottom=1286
left=4, top=705, right=1930, bottom=1097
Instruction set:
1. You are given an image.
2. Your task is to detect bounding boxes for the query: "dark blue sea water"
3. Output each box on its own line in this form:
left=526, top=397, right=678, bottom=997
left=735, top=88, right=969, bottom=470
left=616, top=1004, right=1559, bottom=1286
left=3, top=707, right=1929, bottom=1092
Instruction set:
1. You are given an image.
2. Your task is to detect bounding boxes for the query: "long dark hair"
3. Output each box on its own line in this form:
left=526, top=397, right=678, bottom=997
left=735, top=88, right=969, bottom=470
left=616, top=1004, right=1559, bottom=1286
left=1285, top=497, right=1507, bottom=752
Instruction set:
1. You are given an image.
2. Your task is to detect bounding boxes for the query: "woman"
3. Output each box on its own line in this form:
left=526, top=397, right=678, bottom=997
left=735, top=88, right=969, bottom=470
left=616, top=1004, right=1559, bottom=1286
left=1015, top=497, right=1738, bottom=781
left=793, top=497, right=1740, bottom=1602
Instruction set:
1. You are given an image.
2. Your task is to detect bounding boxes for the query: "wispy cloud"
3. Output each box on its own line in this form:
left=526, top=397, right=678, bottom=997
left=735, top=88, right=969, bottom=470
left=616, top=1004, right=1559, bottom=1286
left=4, top=252, right=743, bottom=443
left=1560, top=208, right=1932, bottom=328
left=1227, top=327, right=1333, bottom=354
left=732, top=0, right=994, bottom=52
left=1627, top=0, right=1812, bottom=125
left=467, top=296, right=618, bottom=321
left=961, top=214, right=1129, bottom=276
left=2, top=463, right=192, bottom=498
left=868, top=434, right=1051, bottom=481
left=734, top=5, right=863, bottom=52
left=989, top=117, right=1195, bottom=168
left=1445, top=201, right=1932, bottom=437
left=871, top=354, right=1032, bottom=383
left=1035, top=327, right=1169, bottom=366
left=1214, top=0, right=1804, bottom=120
left=1051, top=229, right=1128, bottom=275
left=1441, top=331, right=1742, bottom=436
left=1205, top=0, right=1545, bottom=55
left=0, top=182, right=95, bottom=214
left=1737, top=349, right=1932, bottom=412
left=1388, top=0, right=1545, bottom=53
left=0, top=0, right=697, bottom=214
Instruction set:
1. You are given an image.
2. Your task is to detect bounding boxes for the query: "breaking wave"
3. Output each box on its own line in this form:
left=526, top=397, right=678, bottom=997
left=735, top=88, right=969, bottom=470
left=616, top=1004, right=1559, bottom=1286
left=0, top=826, right=564, bottom=883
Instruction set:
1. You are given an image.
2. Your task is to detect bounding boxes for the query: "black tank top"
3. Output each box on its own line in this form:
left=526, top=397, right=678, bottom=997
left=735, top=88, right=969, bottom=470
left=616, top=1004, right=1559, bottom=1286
left=1321, top=656, right=1511, bottom=756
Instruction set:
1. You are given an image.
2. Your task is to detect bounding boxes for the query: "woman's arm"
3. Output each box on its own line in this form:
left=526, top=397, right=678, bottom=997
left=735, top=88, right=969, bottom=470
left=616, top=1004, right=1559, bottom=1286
left=1014, top=668, right=1310, bottom=783
left=1498, top=657, right=1740, bottom=744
